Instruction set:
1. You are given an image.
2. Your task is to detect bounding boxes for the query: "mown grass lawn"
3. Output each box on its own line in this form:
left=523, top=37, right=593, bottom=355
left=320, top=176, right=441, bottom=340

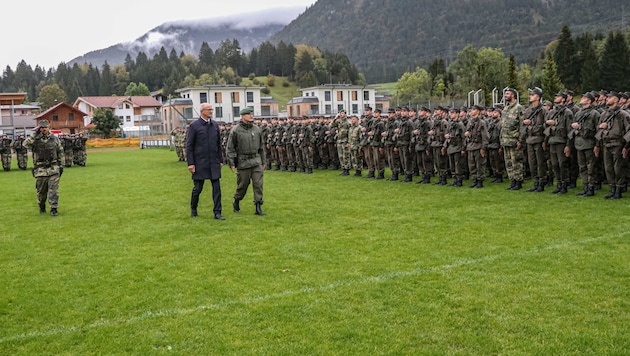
left=0, top=149, right=628, bottom=354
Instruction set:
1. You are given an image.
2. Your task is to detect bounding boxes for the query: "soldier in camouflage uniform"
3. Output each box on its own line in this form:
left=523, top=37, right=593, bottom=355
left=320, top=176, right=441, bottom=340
left=299, top=117, right=315, bottom=174
left=74, top=133, right=88, bottom=166
left=444, top=108, right=467, bottom=187
left=500, top=88, right=526, bottom=190
left=382, top=108, right=400, bottom=180
left=13, top=133, right=28, bottom=170
left=487, top=106, right=505, bottom=183
left=0, top=134, right=13, bottom=171
left=413, top=107, right=433, bottom=184
left=61, top=133, right=74, bottom=167
left=369, top=109, right=387, bottom=179
left=24, top=120, right=65, bottom=216
left=429, top=106, right=449, bottom=185
left=465, top=105, right=490, bottom=188
left=325, top=118, right=339, bottom=170
left=595, top=91, right=630, bottom=199
left=330, top=110, right=351, bottom=175
left=348, top=115, right=363, bottom=176
left=521, top=87, right=548, bottom=192
left=544, top=92, right=574, bottom=194
left=360, top=107, right=375, bottom=177
left=571, top=92, right=600, bottom=197
left=396, top=107, right=414, bottom=182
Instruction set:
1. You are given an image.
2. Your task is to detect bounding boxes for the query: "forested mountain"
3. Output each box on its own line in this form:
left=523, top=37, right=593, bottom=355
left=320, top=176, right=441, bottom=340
left=271, top=0, right=626, bottom=83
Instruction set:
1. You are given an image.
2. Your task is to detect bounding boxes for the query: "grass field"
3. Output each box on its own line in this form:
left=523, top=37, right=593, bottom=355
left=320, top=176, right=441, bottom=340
left=240, top=76, right=301, bottom=112
left=1, top=149, right=628, bottom=354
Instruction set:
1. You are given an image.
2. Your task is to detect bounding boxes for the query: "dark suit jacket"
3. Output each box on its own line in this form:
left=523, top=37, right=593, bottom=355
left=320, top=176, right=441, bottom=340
left=186, top=117, right=223, bottom=180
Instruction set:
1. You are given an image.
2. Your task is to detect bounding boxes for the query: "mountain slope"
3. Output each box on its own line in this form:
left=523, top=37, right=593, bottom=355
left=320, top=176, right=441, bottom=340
left=270, top=0, right=624, bottom=83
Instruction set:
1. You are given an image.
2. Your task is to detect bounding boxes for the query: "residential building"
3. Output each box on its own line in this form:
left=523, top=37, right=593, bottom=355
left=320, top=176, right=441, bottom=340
left=0, top=93, right=31, bottom=136
left=161, top=98, right=194, bottom=133
left=74, top=96, right=163, bottom=136
left=287, top=84, right=378, bottom=117
left=175, top=84, right=265, bottom=122
left=35, top=102, right=87, bottom=134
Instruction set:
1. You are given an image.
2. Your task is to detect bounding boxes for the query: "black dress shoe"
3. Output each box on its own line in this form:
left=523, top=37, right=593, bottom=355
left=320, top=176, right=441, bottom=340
left=214, top=214, right=226, bottom=220
left=191, top=209, right=198, bottom=217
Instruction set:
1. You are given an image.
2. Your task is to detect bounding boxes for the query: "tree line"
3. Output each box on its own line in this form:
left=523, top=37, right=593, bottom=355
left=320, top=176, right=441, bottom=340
left=394, top=26, right=630, bottom=106
left=0, top=39, right=363, bottom=109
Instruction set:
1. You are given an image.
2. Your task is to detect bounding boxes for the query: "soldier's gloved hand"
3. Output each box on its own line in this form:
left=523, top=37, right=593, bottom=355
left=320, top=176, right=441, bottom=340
left=59, top=167, right=63, bottom=177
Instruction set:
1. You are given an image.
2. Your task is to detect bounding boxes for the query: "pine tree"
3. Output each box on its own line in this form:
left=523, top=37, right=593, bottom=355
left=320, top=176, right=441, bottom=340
left=554, top=24, right=576, bottom=90
left=599, top=31, right=630, bottom=91
left=542, top=53, right=564, bottom=102
left=507, top=54, right=519, bottom=90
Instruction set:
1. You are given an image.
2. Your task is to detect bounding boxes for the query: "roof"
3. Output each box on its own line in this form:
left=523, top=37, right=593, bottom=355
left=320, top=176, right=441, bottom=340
left=0, top=104, right=41, bottom=110
left=35, top=102, right=87, bottom=119
left=74, top=96, right=163, bottom=109
left=0, top=93, right=27, bottom=106
left=175, top=85, right=266, bottom=93
left=1, top=115, right=37, bottom=128
left=287, top=97, right=319, bottom=104
left=261, top=97, right=278, bottom=103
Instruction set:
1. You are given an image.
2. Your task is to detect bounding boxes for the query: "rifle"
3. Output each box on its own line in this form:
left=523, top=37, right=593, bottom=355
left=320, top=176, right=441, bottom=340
left=595, top=107, right=622, bottom=141
left=521, top=104, right=544, bottom=136
left=543, top=108, right=563, bottom=137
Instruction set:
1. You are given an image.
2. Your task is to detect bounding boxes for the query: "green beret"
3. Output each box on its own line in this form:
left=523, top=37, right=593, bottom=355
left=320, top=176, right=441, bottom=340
left=239, top=107, right=253, bottom=115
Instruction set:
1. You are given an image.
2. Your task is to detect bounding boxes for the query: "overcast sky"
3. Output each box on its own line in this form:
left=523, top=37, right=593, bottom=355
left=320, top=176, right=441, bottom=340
left=1, top=0, right=315, bottom=70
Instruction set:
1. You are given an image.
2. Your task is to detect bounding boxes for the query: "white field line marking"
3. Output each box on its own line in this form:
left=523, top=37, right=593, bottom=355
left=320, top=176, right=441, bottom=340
left=1, top=232, right=626, bottom=344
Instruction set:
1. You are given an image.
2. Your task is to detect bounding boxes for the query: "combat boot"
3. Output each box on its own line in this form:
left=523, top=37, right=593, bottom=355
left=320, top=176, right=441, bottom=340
left=400, top=174, right=412, bottom=182
left=190, top=208, right=198, bottom=218
left=422, top=174, right=431, bottom=184
left=510, top=180, right=523, bottom=190
left=551, top=183, right=562, bottom=194
left=233, top=199, right=241, bottom=213
left=433, top=176, right=443, bottom=185
left=39, top=202, right=46, bottom=214
left=604, top=186, right=616, bottom=199
left=375, top=170, right=385, bottom=180
left=454, top=178, right=463, bottom=187
left=534, top=181, right=545, bottom=192
left=254, top=202, right=266, bottom=215
left=354, top=169, right=362, bottom=177
left=306, top=168, right=313, bottom=174
left=439, top=176, right=448, bottom=185
left=575, top=185, right=588, bottom=196
left=558, top=182, right=568, bottom=194
left=475, top=180, right=484, bottom=188
left=612, top=187, right=623, bottom=200
left=469, top=179, right=478, bottom=188
left=274, top=163, right=281, bottom=170
left=50, top=208, right=58, bottom=217
left=506, top=180, right=516, bottom=190
left=583, top=185, right=595, bottom=197
left=387, top=173, right=399, bottom=181
left=526, top=181, right=539, bottom=192
left=364, top=170, right=375, bottom=178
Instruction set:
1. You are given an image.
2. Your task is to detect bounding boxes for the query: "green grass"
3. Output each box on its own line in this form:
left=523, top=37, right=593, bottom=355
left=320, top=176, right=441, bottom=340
left=241, top=76, right=301, bottom=112
left=374, top=82, right=398, bottom=95
left=1, top=149, right=629, bottom=354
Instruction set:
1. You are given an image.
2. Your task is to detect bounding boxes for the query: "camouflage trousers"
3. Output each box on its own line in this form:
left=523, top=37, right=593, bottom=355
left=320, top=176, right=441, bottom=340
left=77, top=149, right=88, bottom=166
left=328, top=143, right=339, bottom=167
left=293, top=145, right=304, bottom=168
left=16, top=150, right=28, bottom=170
left=1, top=152, right=11, bottom=170
left=64, top=151, right=73, bottom=167
left=277, top=147, right=287, bottom=167
left=350, top=148, right=363, bottom=170
left=503, top=146, right=525, bottom=181
left=175, top=145, right=185, bottom=161
left=36, top=174, right=60, bottom=208
left=286, top=144, right=296, bottom=166
left=337, top=143, right=351, bottom=170
left=302, top=146, right=314, bottom=169
left=318, top=145, right=329, bottom=167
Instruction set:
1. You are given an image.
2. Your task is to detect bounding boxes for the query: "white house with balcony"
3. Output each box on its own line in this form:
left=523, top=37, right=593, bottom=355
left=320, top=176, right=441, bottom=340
left=73, top=96, right=163, bottom=136
left=287, top=84, right=378, bottom=117
left=175, top=84, right=266, bottom=122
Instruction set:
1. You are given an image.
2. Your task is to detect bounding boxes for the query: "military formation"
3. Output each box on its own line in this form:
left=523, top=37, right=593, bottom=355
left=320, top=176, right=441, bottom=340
left=214, top=88, right=630, bottom=200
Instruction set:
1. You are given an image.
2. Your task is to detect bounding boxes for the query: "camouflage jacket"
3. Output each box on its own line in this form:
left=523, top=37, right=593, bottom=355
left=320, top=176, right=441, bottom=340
left=500, top=101, right=524, bottom=147
left=24, top=132, right=65, bottom=177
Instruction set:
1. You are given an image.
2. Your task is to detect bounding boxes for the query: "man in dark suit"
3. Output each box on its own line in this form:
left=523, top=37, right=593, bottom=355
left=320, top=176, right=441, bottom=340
left=186, top=103, right=225, bottom=220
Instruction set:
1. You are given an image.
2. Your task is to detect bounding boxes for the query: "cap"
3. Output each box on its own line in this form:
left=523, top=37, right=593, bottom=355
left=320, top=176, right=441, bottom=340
left=39, top=119, right=50, bottom=127
left=582, top=92, right=596, bottom=102
left=472, top=104, right=485, bottom=111
left=448, top=107, right=459, bottom=113
left=486, top=106, right=496, bottom=112
left=543, top=100, right=553, bottom=107
left=620, top=92, right=629, bottom=100
left=554, top=91, right=567, bottom=99
left=365, top=106, right=373, bottom=111
left=566, top=90, right=575, bottom=96
left=505, top=87, right=518, bottom=95
left=607, top=91, right=622, bottom=99
left=528, top=87, right=543, bottom=96
left=374, top=108, right=382, bottom=113
left=388, top=108, right=395, bottom=113
left=239, top=107, right=253, bottom=115
left=338, top=109, right=346, bottom=114
left=419, top=106, right=431, bottom=112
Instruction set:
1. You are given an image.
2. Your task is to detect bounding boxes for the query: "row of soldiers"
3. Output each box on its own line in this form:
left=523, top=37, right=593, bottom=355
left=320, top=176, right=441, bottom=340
left=170, top=127, right=188, bottom=162
left=215, top=87, right=630, bottom=199
left=0, top=132, right=87, bottom=171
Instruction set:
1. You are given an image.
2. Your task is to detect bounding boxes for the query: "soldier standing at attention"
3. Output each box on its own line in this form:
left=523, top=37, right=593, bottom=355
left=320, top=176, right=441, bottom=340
left=24, top=120, right=65, bottom=216
left=74, top=133, right=88, bottom=166
left=545, top=92, right=574, bottom=194
left=595, top=91, right=630, bottom=200
left=500, top=88, right=526, bottom=190
left=444, top=108, right=466, bottom=187
left=429, top=106, right=449, bottom=185
left=330, top=109, right=351, bottom=176
left=396, top=107, right=414, bottom=182
left=13, top=133, right=28, bottom=170
left=571, top=92, right=600, bottom=197
left=61, top=133, right=74, bottom=167
left=227, top=108, right=266, bottom=215
left=348, top=115, right=363, bottom=176
left=521, top=87, right=548, bottom=192
left=369, top=109, right=386, bottom=179
left=487, top=106, right=505, bottom=183
left=0, top=134, right=13, bottom=171
left=465, top=105, right=490, bottom=188
left=361, top=107, right=375, bottom=177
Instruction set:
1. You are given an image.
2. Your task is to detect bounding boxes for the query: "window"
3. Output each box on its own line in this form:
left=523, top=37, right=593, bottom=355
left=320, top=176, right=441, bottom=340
left=231, top=92, right=240, bottom=103
left=311, top=92, right=315, bottom=97
left=337, top=104, right=344, bottom=112
left=200, top=92, right=208, bottom=103
left=290, top=106, right=294, bottom=117
left=246, top=92, right=254, bottom=103
left=337, top=91, right=343, bottom=101
left=215, top=107, right=223, bottom=118
left=324, top=91, right=331, bottom=101
left=364, top=91, right=370, bottom=101
left=232, top=106, right=240, bottom=119
left=184, top=107, right=194, bottom=119
left=126, top=116, right=131, bottom=122
left=352, top=91, right=358, bottom=101
left=305, top=93, right=309, bottom=97
left=352, top=104, right=358, bottom=114
left=310, top=105, right=319, bottom=115
left=68, top=113, right=74, bottom=121
left=261, top=106, right=271, bottom=116
left=118, top=103, right=124, bottom=109
left=297, top=106, right=301, bottom=116
left=215, top=92, right=222, bottom=103
left=52, top=114, right=58, bottom=121
left=325, top=104, right=332, bottom=115
left=376, top=103, right=383, bottom=111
